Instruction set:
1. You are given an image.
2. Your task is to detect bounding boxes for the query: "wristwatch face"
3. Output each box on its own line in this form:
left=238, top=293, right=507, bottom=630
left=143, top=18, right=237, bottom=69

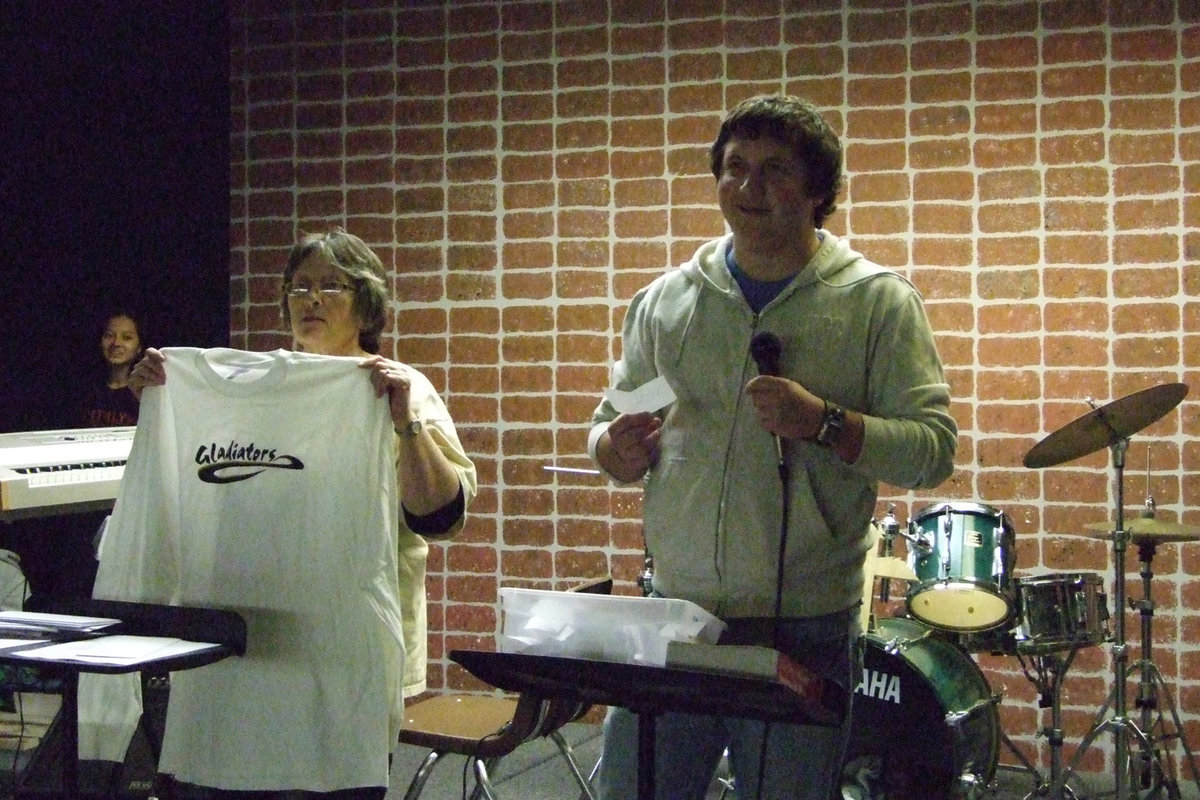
left=817, top=406, right=845, bottom=447
left=405, top=419, right=423, bottom=436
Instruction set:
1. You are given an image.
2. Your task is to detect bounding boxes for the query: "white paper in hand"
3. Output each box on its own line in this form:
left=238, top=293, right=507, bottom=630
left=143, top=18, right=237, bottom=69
left=605, top=376, right=676, bottom=414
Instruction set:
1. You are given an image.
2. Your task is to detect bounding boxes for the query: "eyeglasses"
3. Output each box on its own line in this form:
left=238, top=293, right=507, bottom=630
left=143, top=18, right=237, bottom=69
left=285, top=280, right=353, bottom=299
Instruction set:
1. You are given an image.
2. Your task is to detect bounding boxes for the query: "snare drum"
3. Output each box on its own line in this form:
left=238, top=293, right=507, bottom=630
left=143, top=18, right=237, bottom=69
left=906, top=502, right=1016, bottom=633
left=1011, top=572, right=1109, bottom=654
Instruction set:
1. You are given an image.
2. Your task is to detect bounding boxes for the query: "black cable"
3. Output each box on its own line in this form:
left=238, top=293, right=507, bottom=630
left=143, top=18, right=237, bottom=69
left=771, top=455, right=790, bottom=650
left=757, top=450, right=791, bottom=800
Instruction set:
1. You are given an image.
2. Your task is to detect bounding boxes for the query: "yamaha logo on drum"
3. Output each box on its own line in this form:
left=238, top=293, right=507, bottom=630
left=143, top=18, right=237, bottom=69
left=855, top=666, right=901, bottom=704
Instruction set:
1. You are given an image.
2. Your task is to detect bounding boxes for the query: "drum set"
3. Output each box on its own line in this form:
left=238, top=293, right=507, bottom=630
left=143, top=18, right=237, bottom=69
left=847, top=383, right=1200, bottom=800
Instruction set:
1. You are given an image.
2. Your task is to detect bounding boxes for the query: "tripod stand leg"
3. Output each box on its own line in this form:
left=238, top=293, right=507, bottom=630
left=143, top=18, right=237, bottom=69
left=1128, top=659, right=1200, bottom=799
left=998, top=728, right=1043, bottom=792
left=1072, top=659, right=1182, bottom=800
left=1050, top=716, right=1116, bottom=799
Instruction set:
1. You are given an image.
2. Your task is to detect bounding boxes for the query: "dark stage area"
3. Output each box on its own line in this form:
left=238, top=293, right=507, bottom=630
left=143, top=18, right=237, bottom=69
left=1, top=0, right=231, bottom=435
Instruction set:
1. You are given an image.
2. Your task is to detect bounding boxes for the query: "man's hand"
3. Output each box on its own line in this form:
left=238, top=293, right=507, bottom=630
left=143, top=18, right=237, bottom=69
left=596, top=412, right=662, bottom=482
left=745, top=375, right=822, bottom=441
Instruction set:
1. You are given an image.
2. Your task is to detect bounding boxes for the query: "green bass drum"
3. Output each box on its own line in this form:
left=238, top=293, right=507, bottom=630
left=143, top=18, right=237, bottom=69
left=843, top=617, right=1000, bottom=799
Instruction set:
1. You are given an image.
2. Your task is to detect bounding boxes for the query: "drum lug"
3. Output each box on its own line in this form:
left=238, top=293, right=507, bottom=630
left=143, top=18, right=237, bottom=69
left=884, top=624, right=935, bottom=655
left=957, top=770, right=987, bottom=799
left=946, top=693, right=1000, bottom=728
left=904, top=519, right=933, bottom=556
left=940, top=516, right=953, bottom=575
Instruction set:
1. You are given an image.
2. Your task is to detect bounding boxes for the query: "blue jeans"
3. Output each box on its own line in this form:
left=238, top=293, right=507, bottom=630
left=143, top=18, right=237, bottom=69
left=596, top=607, right=860, bottom=800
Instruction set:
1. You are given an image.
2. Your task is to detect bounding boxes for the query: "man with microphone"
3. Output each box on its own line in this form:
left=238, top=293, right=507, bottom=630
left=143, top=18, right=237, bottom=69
left=588, top=95, right=958, bottom=800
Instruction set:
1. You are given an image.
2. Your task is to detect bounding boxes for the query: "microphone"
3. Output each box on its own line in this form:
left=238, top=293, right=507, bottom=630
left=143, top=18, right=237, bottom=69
left=749, top=331, right=782, bottom=377
left=749, top=332, right=785, bottom=469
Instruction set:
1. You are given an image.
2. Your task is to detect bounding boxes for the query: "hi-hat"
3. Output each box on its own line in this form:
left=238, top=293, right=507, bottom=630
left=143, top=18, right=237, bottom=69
left=1023, top=383, right=1189, bottom=469
left=1083, top=517, right=1200, bottom=543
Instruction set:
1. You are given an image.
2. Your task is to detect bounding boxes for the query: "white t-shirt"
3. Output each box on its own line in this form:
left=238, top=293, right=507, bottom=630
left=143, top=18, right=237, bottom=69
left=80, top=348, right=405, bottom=792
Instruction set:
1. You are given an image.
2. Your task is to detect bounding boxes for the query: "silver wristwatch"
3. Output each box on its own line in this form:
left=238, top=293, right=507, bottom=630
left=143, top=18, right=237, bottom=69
left=815, top=402, right=845, bottom=448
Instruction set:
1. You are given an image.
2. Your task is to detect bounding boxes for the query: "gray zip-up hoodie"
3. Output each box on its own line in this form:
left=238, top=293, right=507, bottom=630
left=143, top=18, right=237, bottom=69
left=589, top=232, right=957, bottom=619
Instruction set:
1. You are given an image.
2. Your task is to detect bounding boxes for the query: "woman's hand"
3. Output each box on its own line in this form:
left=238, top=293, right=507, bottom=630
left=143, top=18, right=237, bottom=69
left=127, top=348, right=167, bottom=401
left=359, top=355, right=463, bottom=517
left=359, top=355, right=416, bottom=430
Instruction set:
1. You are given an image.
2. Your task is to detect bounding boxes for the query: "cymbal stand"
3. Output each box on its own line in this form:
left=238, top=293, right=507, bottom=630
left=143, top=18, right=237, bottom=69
left=1048, top=438, right=1135, bottom=798
left=1051, top=438, right=1155, bottom=800
left=1122, top=531, right=1200, bottom=798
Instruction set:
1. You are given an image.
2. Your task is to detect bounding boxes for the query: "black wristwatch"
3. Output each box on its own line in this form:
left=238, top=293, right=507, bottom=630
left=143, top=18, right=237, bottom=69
left=815, top=401, right=846, bottom=448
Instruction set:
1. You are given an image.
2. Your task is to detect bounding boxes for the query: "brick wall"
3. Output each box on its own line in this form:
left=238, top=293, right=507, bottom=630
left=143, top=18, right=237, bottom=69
left=230, top=0, right=1200, bottom=786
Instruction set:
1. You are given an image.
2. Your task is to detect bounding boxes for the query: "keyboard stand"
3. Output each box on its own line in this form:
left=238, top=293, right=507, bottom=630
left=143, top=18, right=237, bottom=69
left=0, top=599, right=245, bottom=798
left=450, top=650, right=846, bottom=800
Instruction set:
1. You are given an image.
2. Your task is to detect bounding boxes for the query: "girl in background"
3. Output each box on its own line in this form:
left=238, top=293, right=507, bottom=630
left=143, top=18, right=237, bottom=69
left=81, top=311, right=143, bottom=428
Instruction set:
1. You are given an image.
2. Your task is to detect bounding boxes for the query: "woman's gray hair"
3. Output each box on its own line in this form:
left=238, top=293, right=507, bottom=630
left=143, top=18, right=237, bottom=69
left=280, top=228, right=390, bottom=354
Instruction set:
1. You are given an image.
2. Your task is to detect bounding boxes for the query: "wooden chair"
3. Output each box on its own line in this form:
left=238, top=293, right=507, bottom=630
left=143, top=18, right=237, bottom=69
left=396, top=577, right=612, bottom=800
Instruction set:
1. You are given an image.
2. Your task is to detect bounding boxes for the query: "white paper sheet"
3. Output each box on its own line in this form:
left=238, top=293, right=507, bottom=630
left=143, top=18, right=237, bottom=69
left=13, top=635, right=220, bottom=666
left=0, top=637, right=46, bottom=649
left=605, top=376, right=676, bottom=414
left=0, top=610, right=120, bottom=632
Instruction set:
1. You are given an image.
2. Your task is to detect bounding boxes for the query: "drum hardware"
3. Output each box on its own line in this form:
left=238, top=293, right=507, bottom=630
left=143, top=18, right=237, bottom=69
left=997, top=732, right=1048, bottom=799
left=1022, top=383, right=1190, bottom=800
left=637, top=551, right=654, bottom=597
left=880, top=623, right=938, bottom=655
left=947, top=693, right=1004, bottom=726
left=1014, top=648, right=1083, bottom=800
left=877, top=505, right=902, bottom=606
left=1071, top=501, right=1200, bottom=799
left=956, top=571, right=1108, bottom=799
left=872, top=507, right=920, bottom=587
left=988, top=647, right=1111, bottom=800
left=864, top=510, right=919, bottom=633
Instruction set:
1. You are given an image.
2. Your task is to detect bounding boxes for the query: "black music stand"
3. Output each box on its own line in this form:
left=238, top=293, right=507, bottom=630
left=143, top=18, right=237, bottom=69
left=451, top=650, right=846, bottom=800
left=0, top=599, right=246, bottom=799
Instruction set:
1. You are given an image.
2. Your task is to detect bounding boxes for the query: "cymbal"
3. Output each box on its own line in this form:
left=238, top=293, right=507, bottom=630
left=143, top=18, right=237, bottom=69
left=1023, top=383, right=1189, bottom=469
left=873, top=557, right=918, bottom=581
left=1083, top=517, right=1200, bottom=543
